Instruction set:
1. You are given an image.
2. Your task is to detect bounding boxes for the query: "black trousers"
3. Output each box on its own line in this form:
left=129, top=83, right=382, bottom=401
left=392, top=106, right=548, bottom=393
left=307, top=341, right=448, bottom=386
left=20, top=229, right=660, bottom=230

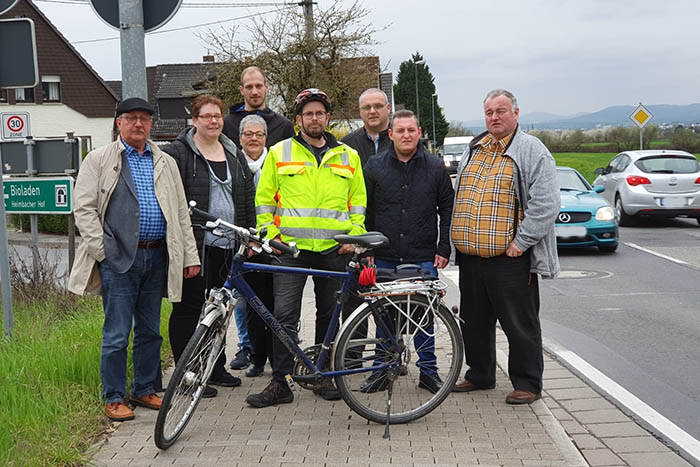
left=457, top=251, right=543, bottom=394
left=270, top=250, right=347, bottom=383
left=243, top=256, right=275, bottom=368
left=170, top=246, right=232, bottom=379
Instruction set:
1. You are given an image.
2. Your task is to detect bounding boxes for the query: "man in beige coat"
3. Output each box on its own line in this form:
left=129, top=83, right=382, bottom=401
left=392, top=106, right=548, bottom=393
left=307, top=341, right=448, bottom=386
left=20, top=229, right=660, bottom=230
left=68, top=98, right=200, bottom=422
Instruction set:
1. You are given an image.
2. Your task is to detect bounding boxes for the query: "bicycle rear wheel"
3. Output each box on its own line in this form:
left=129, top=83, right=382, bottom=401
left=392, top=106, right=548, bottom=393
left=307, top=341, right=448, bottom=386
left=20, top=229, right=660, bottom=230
left=334, top=294, right=463, bottom=424
left=154, top=316, right=223, bottom=450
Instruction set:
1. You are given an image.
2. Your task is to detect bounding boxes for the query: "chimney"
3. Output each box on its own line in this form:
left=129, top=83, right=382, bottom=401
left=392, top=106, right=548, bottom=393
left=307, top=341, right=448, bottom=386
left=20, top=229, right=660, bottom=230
left=203, top=55, right=215, bottom=63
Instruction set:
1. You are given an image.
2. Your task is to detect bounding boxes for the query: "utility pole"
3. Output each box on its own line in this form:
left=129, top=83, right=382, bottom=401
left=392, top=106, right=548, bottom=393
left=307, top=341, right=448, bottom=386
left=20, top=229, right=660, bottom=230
left=299, top=0, right=314, bottom=42
left=119, top=0, right=148, bottom=100
left=299, top=0, right=315, bottom=73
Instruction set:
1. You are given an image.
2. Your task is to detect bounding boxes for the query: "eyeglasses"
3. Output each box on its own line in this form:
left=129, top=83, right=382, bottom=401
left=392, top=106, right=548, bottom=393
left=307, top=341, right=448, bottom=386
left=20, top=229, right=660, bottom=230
left=196, top=114, right=223, bottom=121
left=360, top=103, right=387, bottom=112
left=120, top=115, right=152, bottom=124
left=302, top=111, right=327, bottom=120
left=242, top=131, right=266, bottom=139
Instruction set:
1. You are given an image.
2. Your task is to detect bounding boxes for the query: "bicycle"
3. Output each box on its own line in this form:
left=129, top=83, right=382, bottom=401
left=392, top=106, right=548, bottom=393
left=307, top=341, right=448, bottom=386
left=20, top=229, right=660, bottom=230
left=154, top=202, right=464, bottom=449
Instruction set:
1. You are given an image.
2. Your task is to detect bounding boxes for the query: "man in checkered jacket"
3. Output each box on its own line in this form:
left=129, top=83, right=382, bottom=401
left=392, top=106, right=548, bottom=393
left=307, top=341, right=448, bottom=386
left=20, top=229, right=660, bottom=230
left=450, top=89, right=559, bottom=405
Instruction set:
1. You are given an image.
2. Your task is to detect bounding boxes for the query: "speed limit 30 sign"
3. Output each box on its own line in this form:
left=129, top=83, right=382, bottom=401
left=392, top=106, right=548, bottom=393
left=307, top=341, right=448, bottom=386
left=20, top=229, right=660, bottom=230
left=1, top=112, right=31, bottom=140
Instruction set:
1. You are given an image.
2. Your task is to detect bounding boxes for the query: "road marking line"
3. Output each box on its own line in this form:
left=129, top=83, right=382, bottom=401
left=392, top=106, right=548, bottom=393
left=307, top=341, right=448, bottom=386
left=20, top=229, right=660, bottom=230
left=440, top=269, right=459, bottom=285
left=625, top=242, right=688, bottom=265
left=545, top=338, right=700, bottom=464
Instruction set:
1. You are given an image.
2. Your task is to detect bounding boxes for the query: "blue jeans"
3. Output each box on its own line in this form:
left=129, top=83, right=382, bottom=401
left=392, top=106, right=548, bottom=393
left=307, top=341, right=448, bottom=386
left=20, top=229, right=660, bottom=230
left=99, top=247, right=167, bottom=403
left=233, top=299, right=251, bottom=351
left=375, top=259, right=438, bottom=375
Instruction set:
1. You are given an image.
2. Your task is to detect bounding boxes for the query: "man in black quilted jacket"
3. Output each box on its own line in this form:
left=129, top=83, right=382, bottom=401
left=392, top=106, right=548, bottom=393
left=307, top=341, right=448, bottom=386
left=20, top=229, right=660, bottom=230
left=361, top=109, right=454, bottom=394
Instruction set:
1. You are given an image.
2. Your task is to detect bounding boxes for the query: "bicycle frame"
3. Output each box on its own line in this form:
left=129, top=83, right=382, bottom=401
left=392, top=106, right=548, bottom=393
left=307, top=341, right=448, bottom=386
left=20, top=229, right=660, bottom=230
left=221, top=246, right=402, bottom=379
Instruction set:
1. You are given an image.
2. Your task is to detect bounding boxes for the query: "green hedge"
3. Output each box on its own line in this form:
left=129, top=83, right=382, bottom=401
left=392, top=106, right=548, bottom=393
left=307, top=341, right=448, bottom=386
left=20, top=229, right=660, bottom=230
left=9, top=214, right=73, bottom=235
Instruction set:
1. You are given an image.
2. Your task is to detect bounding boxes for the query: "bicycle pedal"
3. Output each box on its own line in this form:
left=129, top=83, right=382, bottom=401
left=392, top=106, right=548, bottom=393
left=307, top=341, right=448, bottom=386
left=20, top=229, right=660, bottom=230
left=284, top=374, right=296, bottom=391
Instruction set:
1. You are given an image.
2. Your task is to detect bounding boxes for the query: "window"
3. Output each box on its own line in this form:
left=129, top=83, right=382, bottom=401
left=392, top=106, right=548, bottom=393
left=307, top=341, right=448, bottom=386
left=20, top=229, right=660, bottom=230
left=0, top=89, right=7, bottom=103
left=15, top=87, right=34, bottom=103
left=42, top=75, right=61, bottom=102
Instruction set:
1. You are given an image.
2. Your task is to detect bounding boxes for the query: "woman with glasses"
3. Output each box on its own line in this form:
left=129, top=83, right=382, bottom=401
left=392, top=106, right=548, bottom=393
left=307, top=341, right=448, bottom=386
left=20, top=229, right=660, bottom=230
left=163, top=94, right=256, bottom=398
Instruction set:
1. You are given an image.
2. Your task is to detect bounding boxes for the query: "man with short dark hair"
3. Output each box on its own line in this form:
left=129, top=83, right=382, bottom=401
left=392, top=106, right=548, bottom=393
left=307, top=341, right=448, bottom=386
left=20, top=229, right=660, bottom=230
left=451, top=89, right=559, bottom=405
left=69, top=98, right=200, bottom=421
left=361, top=109, right=454, bottom=394
left=247, top=88, right=366, bottom=408
left=341, top=88, right=392, bottom=165
left=222, top=66, right=294, bottom=149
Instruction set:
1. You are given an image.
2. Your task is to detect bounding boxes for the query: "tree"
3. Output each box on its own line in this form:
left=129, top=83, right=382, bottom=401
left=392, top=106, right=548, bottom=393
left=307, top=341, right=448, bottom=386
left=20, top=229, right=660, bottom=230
left=606, top=126, right=637, bottom=152
left=446, top=121, right=474, bottom=137
left=393, top=52, right=449, bottom=146
left=670, top=127, right=699, bottom=152
left=203, top=1, right=385, bottom=119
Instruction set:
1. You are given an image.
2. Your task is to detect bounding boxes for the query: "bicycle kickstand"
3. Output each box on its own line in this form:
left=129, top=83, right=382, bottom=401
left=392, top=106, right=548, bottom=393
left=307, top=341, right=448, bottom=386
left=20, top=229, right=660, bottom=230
left=383, top=377, right=394, bottom=439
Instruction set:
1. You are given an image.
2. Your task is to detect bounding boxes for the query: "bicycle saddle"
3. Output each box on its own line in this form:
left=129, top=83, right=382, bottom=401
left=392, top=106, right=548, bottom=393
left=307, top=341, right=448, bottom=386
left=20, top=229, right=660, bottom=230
left=333, top=231, right=389, bottom=249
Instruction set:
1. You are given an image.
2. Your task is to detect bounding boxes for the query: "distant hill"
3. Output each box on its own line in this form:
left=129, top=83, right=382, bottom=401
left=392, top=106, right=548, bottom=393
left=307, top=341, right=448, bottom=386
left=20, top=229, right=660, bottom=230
left=462, top=103, right=700, bottom=131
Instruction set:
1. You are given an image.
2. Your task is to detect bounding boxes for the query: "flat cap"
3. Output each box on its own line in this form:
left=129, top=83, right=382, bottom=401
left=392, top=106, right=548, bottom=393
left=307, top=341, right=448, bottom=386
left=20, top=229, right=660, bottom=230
left=116, top=97, right=154, bottom=117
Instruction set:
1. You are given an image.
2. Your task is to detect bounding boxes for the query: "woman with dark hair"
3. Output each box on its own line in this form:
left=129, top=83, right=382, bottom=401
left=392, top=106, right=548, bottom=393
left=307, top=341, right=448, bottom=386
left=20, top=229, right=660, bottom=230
left=163, top=94, right=256, bottom=398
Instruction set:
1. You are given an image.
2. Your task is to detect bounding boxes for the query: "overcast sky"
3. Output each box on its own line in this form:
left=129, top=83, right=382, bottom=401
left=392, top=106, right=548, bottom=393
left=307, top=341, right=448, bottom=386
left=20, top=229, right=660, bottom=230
left=29, top=0, right=700, bottom=122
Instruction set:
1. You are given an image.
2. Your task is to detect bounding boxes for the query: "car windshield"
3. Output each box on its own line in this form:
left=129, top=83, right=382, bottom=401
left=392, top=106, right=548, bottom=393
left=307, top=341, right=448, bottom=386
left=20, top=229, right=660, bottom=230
left=443, top=143, right=469, bottom=155
left=557, top=170, right=591, bottom=191
left=634, top=156, right=700, bottom=174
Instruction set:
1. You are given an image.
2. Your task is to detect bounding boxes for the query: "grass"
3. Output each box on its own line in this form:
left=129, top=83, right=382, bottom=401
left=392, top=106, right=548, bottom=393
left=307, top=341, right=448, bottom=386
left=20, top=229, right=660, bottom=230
left=552, top=152, right=616, bottom=183
left=0, top=296, right=173, bottom=466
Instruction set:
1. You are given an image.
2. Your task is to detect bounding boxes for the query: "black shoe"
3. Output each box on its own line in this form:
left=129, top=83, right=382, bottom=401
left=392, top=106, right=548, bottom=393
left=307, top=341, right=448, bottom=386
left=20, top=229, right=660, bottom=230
left=229, top=348, right=251, bottom=370
left=246, top=380, right=294, bottom=408
left=209, top=371, right=242, bottom=387
left=245, top=364, right=265, bottom=377
left=418, top=373, right=443, bottom=394
left=359, top=370, right=389, bottom=393
left=312, top=380, right=342, bottom=401
left=202, top=385, right=218, bottom=398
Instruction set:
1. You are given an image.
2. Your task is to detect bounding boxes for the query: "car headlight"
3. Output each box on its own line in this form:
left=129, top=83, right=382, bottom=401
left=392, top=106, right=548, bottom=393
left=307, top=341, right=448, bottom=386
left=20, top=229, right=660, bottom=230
left=595, top=206, right=615, bottom=221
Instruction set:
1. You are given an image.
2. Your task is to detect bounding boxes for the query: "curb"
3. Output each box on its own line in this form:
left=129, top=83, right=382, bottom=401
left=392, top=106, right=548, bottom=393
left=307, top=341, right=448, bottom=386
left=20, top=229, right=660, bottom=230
left=495, top=346, right=589, bottom=466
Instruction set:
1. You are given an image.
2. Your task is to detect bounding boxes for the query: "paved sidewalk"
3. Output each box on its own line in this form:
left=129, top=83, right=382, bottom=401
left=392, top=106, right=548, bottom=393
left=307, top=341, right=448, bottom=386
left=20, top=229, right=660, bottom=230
left=4, top=231, right=694, bottom=466
left=84, top=277, right=693, bottom=467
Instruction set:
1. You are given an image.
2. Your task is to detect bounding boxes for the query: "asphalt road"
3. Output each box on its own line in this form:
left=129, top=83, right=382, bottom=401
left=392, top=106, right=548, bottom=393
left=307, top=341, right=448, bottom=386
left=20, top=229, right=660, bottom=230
left=540, top=216, right=700, bottom=442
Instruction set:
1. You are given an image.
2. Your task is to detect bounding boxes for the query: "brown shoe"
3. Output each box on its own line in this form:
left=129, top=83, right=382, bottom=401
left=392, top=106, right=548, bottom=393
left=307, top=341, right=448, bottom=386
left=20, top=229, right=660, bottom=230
left=105, top=402, right=135, bottom=421
left=505, top=389, right=541, bottom=405
left=130, top=393, right=162, bottom=410
left=453, top=380, right=496, bottom=393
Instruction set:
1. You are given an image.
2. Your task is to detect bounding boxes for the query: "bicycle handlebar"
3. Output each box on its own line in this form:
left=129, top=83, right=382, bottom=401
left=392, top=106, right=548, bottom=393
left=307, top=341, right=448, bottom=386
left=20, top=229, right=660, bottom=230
left=189, top=201, right=300, bottom=258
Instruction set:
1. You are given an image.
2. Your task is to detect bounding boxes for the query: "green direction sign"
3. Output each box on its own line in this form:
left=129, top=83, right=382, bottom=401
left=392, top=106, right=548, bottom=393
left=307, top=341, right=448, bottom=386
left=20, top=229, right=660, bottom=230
left=2, top=177, right=73, bottom=214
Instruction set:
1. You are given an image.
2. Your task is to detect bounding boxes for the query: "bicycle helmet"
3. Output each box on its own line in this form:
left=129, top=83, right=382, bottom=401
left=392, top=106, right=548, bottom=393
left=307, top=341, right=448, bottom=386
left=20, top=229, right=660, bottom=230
left=294, top=88, right=331, bottom=115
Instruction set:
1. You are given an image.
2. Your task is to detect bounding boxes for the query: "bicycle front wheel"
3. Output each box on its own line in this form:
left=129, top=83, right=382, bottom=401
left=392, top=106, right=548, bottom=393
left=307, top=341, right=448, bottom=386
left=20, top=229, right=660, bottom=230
left=334, top=294, right=463, bottom=424
left=154, top=317, right=223, bottom=450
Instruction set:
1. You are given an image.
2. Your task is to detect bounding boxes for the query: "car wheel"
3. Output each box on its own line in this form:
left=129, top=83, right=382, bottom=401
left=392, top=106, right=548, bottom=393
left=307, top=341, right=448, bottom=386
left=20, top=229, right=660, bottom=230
left=696, top=218, right=700, bottom=227
left=599, top=243, right=618, bottom=253
left=615, top=196, right=633, bottom=227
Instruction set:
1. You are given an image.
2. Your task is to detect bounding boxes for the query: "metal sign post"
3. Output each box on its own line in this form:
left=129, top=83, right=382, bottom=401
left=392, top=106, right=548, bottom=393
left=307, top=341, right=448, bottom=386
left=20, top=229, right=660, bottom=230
left=89, top=0, right=182, bottom=100
left=629, top=103, right=653, bottom=150
left=0, top=144, right=14, bottom=337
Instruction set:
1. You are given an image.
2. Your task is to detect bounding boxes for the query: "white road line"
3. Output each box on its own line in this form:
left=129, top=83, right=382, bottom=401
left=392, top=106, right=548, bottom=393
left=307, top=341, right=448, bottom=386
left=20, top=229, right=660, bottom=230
left=440, top=269, right=459, bottom=285
left=625, top=242, right=689, bottom=265
left=545, top=338, right=700, bottom=464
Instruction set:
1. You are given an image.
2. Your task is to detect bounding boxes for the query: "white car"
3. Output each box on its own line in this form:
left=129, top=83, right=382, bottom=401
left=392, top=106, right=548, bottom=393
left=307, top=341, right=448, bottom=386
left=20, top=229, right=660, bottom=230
left=593, top=150, right=700, bottom=226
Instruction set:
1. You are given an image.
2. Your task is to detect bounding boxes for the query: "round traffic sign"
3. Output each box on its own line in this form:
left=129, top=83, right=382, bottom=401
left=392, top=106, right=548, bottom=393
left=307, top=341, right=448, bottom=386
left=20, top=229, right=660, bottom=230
left=0, top=0, right=19, bottom=16
left=6, top=115, right=24, bottom=133
left=89, top=0, right=182, bottom=33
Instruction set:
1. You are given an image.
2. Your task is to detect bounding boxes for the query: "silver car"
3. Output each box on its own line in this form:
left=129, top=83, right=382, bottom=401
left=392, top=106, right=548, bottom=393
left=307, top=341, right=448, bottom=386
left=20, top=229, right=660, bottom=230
left=593, top=150, right=700, bottom=226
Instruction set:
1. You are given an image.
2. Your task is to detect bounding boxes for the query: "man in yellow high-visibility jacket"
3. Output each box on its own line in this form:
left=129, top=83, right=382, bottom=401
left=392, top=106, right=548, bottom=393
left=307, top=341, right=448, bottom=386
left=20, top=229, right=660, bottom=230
left=246, top=88, right=366, bottom=408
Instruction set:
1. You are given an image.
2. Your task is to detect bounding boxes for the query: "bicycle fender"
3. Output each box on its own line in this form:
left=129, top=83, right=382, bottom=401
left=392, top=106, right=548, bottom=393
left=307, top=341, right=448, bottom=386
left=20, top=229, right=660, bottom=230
left=200, top=306, right=224, bottom=327
left=330, top=301, right=370, bottom=366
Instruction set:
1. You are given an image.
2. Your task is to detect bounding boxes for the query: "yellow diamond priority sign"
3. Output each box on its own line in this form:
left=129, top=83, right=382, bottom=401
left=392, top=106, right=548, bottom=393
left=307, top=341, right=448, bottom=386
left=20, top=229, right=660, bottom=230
left=629, top=103, right=653, bottom=128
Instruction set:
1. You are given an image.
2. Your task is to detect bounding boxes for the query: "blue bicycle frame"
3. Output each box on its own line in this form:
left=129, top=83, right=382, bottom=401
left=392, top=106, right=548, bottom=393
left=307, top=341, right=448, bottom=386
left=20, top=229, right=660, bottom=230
left=222, top=251, right=400, bottom=379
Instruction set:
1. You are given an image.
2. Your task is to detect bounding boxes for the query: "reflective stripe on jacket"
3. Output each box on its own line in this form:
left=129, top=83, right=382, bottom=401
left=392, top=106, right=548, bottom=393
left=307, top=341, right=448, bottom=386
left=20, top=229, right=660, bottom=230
left=255, top=136, right=367, bottom=252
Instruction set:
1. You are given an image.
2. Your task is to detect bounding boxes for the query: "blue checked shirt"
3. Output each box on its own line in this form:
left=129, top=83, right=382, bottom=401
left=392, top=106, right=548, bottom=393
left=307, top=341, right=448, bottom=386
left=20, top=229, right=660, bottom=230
left=121, top=139, right=167, bottom=241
